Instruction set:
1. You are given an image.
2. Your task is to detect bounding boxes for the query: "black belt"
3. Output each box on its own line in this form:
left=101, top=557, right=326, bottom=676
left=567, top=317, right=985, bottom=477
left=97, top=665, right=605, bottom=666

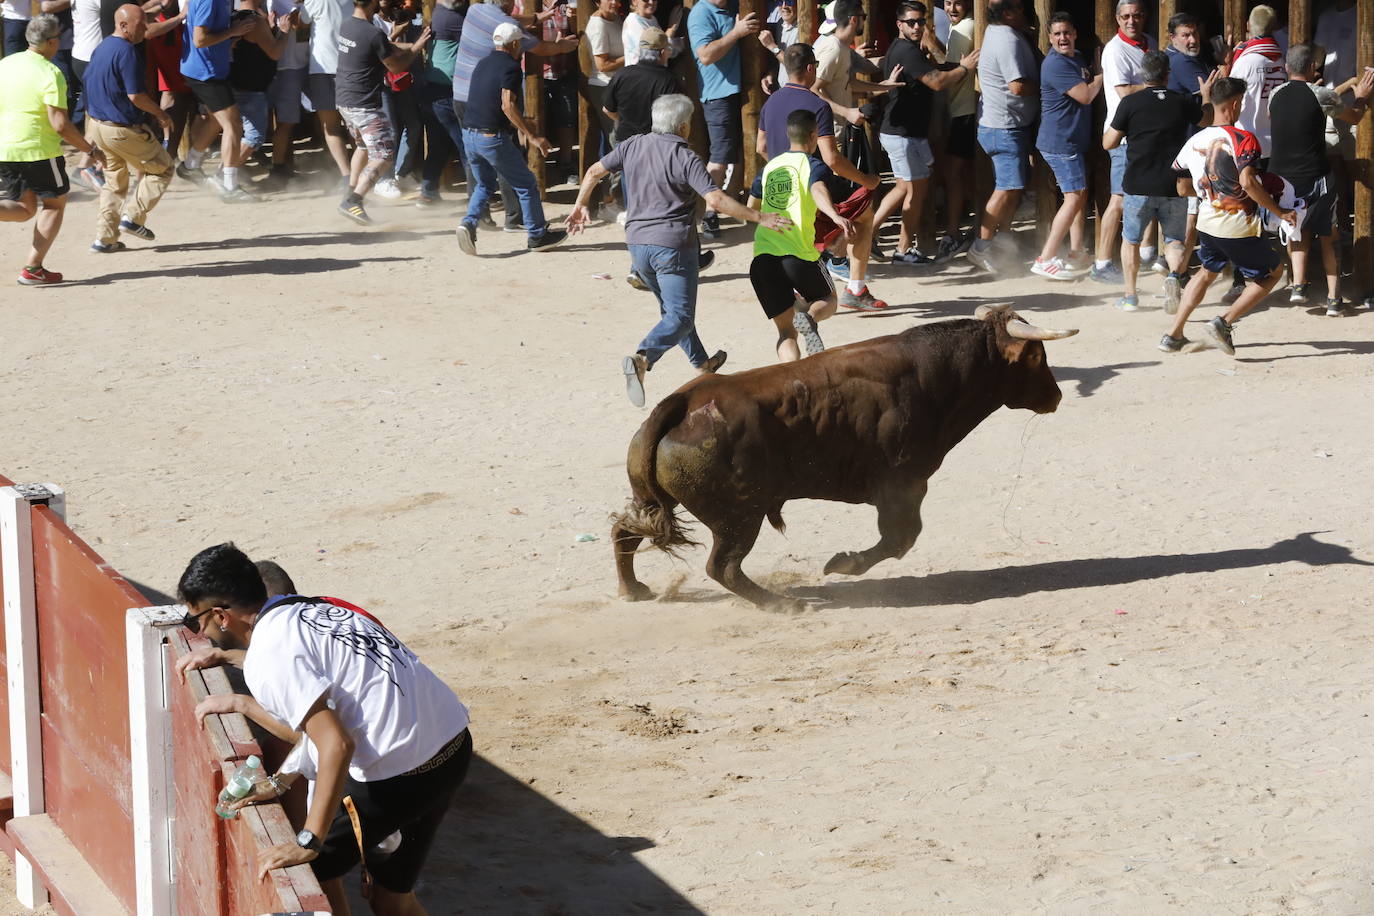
left=400, top=729, right=468, bottom=777
left=92, top=117, right=135, bottom=127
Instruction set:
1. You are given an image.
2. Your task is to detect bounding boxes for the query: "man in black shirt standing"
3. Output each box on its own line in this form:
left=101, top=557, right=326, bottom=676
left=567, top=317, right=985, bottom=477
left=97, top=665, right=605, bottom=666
left=602, top=26, right=680, bottom=144
left=870, top=1, right=975, bottom=263
left=455, top=21, right=567, bottom=255
left=1104, top=50, right=1213, bottom=314
left=1268, top=43, right=1374, bottom=315
left=334, top=0, right=429, bottom=225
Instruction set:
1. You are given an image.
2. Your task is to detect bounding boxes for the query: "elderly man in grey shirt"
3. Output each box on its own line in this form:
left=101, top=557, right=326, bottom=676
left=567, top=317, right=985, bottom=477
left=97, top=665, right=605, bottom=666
left=569, top=93, right=790, bottom=407
left=967, top=0, right=1038, bottom=272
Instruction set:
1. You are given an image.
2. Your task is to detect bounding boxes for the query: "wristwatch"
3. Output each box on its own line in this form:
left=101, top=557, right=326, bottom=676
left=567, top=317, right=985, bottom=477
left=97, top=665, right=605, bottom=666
left=296, top=829, right=323, bottom=852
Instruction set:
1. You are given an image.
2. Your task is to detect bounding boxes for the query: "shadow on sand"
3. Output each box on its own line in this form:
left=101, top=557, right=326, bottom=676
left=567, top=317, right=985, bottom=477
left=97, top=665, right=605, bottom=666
left=792, top=532, right=1373, bottom=610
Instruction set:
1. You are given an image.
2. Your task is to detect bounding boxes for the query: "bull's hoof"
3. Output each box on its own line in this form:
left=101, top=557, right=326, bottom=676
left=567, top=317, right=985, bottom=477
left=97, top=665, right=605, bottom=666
left=619, top=581, right=655, bottom=602
left=823, top=551, right=867, bottom=576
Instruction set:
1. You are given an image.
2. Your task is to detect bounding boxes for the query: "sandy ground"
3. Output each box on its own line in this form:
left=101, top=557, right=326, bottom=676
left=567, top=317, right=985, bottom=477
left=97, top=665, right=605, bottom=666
left=3, top=160, right=1374, bottom=915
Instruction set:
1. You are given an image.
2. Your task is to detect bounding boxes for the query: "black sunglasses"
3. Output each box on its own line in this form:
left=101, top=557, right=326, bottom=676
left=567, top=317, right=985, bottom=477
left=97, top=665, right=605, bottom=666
left=899, top=17, right=925, bottom=25
left=181, top=606, right=217, bottom=634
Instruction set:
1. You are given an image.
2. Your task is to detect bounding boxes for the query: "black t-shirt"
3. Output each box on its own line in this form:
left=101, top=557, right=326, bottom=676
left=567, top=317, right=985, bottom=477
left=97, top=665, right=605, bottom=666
left=230, top=31, right=280, bottom=91
left=603, top=61, right=681, bottom=142
left=1268, top=80, right=1332, bottom=190
left=335, top=15, right=394, bottom=109
left=1110, top=86, right=1203, bottom=197
left=880, top=36, right=935, bottom=138
left=464, top=48, right=522, bottom=132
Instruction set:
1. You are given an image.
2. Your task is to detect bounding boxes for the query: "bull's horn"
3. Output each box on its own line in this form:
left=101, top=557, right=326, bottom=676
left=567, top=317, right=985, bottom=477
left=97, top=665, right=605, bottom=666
left=1006, top=319, right=1079, bottom=341
left=974, top=304, right=998, bottom=320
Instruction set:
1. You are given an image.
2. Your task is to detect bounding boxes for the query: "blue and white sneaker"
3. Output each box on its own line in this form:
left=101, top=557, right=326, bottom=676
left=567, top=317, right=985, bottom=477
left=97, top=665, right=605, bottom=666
left=825, top=254, right=851, bottom=282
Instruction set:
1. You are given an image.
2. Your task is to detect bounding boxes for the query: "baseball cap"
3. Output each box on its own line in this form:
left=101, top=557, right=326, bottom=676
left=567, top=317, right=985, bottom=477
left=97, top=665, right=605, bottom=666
left=639, top=26, right=668, bottom=50
left=492, top=22, right=522, bottom=46
left=818, top=0, right=836, bottom=34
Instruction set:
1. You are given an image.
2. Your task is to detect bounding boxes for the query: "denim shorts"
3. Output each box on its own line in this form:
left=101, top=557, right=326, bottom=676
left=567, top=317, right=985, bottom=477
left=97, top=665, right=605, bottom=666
left=879, top=133, right=933, bottom=181
left=1123, top=195, right=1186, bottom=245
left=1108, top=143, right=1127, bottom=196
left=235, top=91, right=270, bottom=151
left=1038, top=149, right=1086, bottom=193
left=268, top=67, right=306, bottom=123
left=1197, top=231, right=1281, bottom=281
left=976, top=125, right=1031, bottom=191
left=306, top=72, right=337, bottom=112
left=702, top=94, right=741, bottom=166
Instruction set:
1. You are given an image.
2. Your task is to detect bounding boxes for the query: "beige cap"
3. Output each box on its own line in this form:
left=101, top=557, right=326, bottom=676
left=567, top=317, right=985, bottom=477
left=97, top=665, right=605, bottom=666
left=639, top=26, right=668, bottom=50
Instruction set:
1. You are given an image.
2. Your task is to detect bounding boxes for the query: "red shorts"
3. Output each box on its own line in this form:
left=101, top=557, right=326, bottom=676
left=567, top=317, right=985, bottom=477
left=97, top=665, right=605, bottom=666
left=148, top=29, right=187, bottom=94
left=814, top=186, right=873, bottom=251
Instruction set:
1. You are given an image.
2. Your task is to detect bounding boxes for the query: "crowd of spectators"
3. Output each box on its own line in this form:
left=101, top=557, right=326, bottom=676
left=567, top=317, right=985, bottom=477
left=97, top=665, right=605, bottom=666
left=2, top=0, right=1372, bottom=354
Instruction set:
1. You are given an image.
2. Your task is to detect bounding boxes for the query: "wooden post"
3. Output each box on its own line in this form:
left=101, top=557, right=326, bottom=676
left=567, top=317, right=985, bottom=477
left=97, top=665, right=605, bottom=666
left=1032, top=0, right=1054, bottom=247
left=798, top=0, right=814, bottom=42
left=1157, top=0, right=1174, bottom=47
left=525, top=64, right=548, bottom=198
left=972, top=0, right=990, bottom=227
left=1355, top=0, right=1374, bottom=299
left=576, top=0, right=596, bottom=180
left=1287, top=0, right=1312, bottom=46
left=739, top=0, right=766, bottom=189
left=1092, top=0, right=1113, bottom=259
left=1223, top=0, right=1246, bottom=49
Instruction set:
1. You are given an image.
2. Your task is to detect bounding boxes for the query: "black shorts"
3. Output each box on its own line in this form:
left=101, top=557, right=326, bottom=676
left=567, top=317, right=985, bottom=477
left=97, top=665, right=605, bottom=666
left=546, top=75, right=577, bottom=130
left=1197, top=231, right=1281, bottom=282
left=184, top=75, right=237, bottom=113
left=0, top=157, right=70, bottom=201
left=703, top=94, right=741, bottom=166
left=311, top=729, right=473, bottom=893
left=946, top=114, right=976, bottom=160
left=751, top=253, right=834, bottom=319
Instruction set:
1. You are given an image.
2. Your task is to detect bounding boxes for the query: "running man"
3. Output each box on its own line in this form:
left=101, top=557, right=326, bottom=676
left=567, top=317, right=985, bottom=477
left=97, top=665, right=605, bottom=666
left=751, top=109, right=852, bottom=362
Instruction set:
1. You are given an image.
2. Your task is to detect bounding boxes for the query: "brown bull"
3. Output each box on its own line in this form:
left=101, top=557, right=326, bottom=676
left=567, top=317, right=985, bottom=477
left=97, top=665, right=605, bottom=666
left=610, top=305, right=1078, bottom=611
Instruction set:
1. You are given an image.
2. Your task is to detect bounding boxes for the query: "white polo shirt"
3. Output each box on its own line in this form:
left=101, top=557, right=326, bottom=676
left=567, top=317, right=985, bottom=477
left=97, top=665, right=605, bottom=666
left=1101, top=30, right=1155, bottom=134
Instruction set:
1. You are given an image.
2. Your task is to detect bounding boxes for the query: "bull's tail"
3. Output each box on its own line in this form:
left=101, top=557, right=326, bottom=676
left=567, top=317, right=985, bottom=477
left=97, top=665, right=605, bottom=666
left=611, top=391, right=702, bottom=557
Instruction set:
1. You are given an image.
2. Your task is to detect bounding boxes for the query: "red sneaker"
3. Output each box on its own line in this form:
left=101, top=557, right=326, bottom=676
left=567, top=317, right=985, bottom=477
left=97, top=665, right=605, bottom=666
left=839, top=285, right=888, bottom=311
left=18, top=266, right=63, bottom=286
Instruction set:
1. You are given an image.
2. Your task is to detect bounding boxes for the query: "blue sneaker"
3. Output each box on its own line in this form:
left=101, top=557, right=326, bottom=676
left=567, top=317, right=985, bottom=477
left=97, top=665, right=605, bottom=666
left=1090, top=262, right=1124, bottom=284
left=825, top=255, right=851, bottom=282
left=1114, top=294, right=1140, bottom=312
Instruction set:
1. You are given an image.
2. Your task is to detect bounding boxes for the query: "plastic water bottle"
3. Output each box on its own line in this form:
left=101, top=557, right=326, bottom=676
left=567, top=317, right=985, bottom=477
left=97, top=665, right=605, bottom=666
left=216, top=755, right=263, bottom=819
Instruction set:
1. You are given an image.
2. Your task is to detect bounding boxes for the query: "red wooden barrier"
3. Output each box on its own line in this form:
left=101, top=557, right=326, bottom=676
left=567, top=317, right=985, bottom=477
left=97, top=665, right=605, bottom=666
left=30, top=504, right=141, bottom=909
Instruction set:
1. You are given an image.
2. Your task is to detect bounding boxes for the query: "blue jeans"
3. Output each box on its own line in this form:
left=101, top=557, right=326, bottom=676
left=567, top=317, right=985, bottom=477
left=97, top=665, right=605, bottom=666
left=976, top=124, right=1032, bottom=190
left=2, top=18, right=27, bottom=56
left=386, top=87, right=423, bottom=180
left=462, top=128, right=546, bottom=240
left=235, top=90, right=269, bottom=151
left=1108, top=143, right=1127, bottom=196
left=419, top=83, right=465, bottom=197
left=630, top=244, right=708, bottom=369
left=454, top=100, right=519, bottom=228
left=1038, top=149, right=1086, bottom=193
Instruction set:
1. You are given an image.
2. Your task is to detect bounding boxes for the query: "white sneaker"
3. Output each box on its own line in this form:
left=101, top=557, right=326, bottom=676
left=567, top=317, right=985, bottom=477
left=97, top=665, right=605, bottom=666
left=1030, top=256, right=1078, bottom=281
left=372, top=178, right=402, bottom=200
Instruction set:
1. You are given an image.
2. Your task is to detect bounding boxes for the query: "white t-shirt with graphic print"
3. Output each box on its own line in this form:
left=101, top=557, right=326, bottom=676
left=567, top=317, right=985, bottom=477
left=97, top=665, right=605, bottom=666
left=245, top=599, right=469, bottom=783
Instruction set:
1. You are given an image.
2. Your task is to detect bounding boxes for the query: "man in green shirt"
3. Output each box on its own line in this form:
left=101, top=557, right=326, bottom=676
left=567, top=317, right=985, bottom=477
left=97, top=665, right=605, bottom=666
left=0, top=14, right=103, bottom=286
left=750, top=109, right=853, bottom=362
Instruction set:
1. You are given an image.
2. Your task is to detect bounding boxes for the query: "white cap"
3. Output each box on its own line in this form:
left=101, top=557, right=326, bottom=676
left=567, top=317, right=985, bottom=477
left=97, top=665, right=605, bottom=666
left=492, top=22, right=522, bottom=47
left=818, top=1, right=837, bottom=35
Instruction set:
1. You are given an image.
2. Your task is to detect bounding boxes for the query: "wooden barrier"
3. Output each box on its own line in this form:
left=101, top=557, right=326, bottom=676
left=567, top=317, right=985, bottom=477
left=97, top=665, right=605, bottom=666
left=0, top=480, right=326, bottom=915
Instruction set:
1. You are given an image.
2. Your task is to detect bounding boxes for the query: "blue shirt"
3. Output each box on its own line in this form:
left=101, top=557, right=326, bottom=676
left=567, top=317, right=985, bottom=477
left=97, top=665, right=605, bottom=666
left=85, top=34, right=144, bottom=124
left=759, top=83, right=834, bottom=160
left=450, top=2, right=536, bottom=102
left=180, top=0, right=231, bottom=81
left=1036, top=48, right=1091, bottom=154
left=463, top=48, right=522, bottom=132
left=1166, top=45, right=1210, bottom=136
left=687, top=0, right=739, bottom=102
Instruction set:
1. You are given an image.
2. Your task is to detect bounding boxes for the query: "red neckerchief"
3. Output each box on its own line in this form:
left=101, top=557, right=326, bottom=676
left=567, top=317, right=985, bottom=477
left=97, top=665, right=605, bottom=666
left=1233, top=36, right=1283, bottom=63
left=1116, top=29, right=1148, bottom=52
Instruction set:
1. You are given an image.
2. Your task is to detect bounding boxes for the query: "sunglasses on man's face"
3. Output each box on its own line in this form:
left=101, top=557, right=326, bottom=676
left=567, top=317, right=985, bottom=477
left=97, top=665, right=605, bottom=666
left=899, top=17, right=925, bottom=26
left=181, top=606, right=219, bottom=634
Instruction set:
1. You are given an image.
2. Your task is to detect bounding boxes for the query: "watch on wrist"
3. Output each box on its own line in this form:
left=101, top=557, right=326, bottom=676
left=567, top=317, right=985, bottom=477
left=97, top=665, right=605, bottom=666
left=296, top=829, right=323, bottom=852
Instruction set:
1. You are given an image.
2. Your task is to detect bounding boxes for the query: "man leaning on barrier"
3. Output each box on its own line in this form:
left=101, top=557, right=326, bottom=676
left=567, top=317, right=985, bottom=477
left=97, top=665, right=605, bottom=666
left=174, top=542, right=472, bottom=916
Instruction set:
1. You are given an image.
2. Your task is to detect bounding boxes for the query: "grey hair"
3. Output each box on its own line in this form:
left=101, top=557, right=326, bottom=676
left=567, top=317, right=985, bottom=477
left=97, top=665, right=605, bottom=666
left=1115, top=0, right=1143, bottom=12
left=1287, top=42, right=1322, bottom=76
left=651, top=94, right=694, bottom=134
left=26, top=13, right=62, bottom=45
